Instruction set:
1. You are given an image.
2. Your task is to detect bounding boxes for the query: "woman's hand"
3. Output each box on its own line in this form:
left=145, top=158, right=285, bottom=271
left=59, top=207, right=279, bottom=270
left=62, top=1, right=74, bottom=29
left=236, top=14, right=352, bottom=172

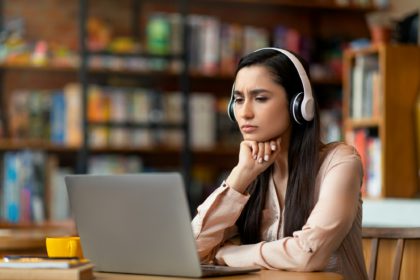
left=226, top=138, right=281, bottom=193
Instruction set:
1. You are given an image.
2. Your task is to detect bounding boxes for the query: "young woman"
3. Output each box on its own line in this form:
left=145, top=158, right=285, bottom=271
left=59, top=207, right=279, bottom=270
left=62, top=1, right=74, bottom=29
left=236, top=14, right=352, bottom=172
left=191, top=48, right=368, bottom=280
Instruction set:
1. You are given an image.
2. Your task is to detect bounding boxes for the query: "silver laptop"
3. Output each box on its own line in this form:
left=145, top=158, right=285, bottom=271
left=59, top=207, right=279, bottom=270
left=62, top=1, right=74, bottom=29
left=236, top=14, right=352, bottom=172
left=65, top=173, right=260, bottom=277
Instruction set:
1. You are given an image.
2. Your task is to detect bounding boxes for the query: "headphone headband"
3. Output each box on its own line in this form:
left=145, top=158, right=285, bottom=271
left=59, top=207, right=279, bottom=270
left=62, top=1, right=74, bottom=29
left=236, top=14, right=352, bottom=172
left=227, top=47, right=314, bottom=124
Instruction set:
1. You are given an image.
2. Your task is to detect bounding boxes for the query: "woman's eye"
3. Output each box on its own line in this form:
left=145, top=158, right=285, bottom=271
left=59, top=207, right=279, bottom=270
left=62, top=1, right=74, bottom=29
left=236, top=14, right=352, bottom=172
left=234, top=97, right=244, bottom=104
left=256, top=96, right=268, bottom=102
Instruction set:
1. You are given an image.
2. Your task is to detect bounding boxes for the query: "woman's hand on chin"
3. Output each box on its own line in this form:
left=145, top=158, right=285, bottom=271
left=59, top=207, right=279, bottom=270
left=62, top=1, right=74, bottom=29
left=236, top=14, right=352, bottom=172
left=226, top=137, right=281, bottom=193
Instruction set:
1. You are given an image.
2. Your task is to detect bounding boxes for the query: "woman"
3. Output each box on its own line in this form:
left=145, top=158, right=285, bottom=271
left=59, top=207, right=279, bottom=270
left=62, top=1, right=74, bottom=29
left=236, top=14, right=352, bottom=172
left=191, top=48, right=368, bottom=280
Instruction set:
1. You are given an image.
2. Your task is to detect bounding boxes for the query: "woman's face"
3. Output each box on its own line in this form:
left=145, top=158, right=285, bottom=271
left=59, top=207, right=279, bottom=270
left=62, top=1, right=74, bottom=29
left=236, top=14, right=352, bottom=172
left=233, top=65, right=291, bottom=142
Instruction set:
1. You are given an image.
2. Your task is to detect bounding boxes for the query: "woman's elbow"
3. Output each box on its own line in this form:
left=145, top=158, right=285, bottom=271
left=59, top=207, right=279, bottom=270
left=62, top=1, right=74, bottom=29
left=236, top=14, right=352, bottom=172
left=291, top=253, right=329, bottom=272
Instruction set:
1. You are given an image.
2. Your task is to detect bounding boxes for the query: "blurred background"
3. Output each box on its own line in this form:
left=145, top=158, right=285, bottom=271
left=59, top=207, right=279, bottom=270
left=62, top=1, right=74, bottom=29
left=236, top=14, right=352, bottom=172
left=0, top=0, right=419, bottom=241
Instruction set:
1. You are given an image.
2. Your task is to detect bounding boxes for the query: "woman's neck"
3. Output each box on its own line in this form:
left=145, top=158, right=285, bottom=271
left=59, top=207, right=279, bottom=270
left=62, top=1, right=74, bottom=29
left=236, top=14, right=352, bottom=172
left=274, top=125, right=290, bottom=177
left=272, top=130, right=289, bottom=206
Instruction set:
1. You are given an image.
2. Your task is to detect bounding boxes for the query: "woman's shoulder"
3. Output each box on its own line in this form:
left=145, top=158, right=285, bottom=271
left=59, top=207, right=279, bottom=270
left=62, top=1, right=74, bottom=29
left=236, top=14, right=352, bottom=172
left=319, top=141, right=361, bottom=169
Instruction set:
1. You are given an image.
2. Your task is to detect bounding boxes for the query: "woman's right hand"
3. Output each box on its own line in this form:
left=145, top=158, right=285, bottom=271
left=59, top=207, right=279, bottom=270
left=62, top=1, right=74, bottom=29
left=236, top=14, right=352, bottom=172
left=226, top=137, right=282, bottom=193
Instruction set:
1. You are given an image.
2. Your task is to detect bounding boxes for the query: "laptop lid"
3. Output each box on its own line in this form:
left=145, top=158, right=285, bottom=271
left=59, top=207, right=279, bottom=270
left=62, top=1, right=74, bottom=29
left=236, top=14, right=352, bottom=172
left=65, top=173, right=203, bottom=277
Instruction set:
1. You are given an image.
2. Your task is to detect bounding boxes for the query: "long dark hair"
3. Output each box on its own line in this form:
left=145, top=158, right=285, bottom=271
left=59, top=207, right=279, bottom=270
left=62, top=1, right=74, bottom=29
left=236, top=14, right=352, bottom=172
left=235, top=49, right=321, bottom=243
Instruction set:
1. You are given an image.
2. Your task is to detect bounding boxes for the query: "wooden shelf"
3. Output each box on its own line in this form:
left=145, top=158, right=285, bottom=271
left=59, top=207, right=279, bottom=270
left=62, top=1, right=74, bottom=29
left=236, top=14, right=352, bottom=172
left=346, top=118, right=381, bottom=129
left=87, top=50, right=182, bottom=59
left=0, top=219, right=76, bottom=230
left=0, top=139, right=79, bottom=152
left=0, top=139, right=237, bottom=156
left=0, top=220, right=76, bottom=253
left=193, top=0, right=380, bottom=11
left=0, top=63, right=342, bottom=87
left=0, top=63, right=77, bottom=72
left=342, top=44, right=420, bottom=198
left=345, top=44, right=383, bottom=58
left=0, top=63, right=181, bottom=76
left=89, top=145, right=238, bottom=157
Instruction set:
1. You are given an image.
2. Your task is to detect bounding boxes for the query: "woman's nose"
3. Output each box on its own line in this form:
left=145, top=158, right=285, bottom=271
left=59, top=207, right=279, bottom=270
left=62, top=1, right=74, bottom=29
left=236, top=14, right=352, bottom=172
left=238, top=100, right=254, bottom=119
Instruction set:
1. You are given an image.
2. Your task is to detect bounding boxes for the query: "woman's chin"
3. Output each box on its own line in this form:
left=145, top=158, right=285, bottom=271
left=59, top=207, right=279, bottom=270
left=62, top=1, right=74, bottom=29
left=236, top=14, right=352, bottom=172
left=242, top=135, right=267, bottom=142
left=242, top=132, right=283, bottom=142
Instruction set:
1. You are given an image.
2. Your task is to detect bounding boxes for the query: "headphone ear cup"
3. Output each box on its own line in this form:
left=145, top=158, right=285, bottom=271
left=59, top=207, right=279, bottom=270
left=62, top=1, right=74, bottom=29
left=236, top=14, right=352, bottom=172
left=227, top=99, right=236, bottom=122
left=290, top=92, right=305, bottom=125
left=227, top=82, right=236, bottom=122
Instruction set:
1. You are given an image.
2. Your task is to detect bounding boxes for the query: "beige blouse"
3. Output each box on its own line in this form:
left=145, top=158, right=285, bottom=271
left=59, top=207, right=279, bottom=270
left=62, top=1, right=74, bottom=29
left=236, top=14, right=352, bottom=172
left=191, top=142, right=368, bottom=280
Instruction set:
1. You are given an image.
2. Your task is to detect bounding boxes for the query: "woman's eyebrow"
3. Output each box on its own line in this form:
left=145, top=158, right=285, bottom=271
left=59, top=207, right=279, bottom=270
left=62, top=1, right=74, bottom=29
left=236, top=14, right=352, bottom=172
left=233, top=88, right=271, bottom=96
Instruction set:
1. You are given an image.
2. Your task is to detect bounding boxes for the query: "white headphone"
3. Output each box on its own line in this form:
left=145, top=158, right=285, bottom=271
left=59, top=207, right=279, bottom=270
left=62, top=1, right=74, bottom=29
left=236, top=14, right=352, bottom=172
left=227, top=47, right=314, bottom=125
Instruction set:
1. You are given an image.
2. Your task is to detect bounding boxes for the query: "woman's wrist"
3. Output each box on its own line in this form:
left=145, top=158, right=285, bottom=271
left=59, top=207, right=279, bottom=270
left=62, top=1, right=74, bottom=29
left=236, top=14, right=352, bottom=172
left=226, top=166, right=254, bottom=194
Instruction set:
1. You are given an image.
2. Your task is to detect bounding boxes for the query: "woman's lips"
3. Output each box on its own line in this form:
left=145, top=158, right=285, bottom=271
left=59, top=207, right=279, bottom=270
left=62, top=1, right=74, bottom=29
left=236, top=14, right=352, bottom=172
left=241, top=125, right=257, bottom=133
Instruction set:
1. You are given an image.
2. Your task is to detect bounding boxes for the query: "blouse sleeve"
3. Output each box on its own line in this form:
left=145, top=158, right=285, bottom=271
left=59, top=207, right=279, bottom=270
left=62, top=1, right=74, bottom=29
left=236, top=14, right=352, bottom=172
left=191, top=181, right=250, bottom=262
left=214, top=145, right=363, bottom=271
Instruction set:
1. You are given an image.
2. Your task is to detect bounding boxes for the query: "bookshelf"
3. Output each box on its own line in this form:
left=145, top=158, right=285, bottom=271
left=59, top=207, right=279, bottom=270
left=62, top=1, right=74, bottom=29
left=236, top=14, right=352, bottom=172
left=0, top=0, right=386, bottom=228
left=76, top=0, right=191, bottom=177
left=343, top=44, right=420, bottom=198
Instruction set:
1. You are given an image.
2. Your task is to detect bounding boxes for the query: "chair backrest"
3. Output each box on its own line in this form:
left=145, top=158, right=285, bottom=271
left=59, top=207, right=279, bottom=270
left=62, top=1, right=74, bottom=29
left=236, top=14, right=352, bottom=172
left=362, top=227, right=420, bottom=280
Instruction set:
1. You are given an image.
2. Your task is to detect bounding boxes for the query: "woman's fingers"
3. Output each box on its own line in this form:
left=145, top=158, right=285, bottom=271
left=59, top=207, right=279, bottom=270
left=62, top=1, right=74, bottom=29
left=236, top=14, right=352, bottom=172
left=250, top=141, right=258, bottom=160
left=242, top=137, right=282, bottom=164
left=257, top=138, right=281, bottom=164
left=257, top=142, right=265, bottom=163
left=270, top=140, right=277, bottom=151
left=263, top=142, right=271, bottom=162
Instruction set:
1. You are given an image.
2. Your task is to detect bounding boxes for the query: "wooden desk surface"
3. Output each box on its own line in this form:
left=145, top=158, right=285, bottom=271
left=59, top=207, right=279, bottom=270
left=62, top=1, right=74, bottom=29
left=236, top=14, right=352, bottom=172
left=95, top=270, right=343, bottom=280
left=0, top=223, right=76, bottom=256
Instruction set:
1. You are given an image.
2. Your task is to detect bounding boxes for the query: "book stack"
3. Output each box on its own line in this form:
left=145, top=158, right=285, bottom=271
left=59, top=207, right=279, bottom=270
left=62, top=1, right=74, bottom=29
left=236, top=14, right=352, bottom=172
left=0, top=257, right=94, bottom=280
left=346, top=129, right=382, bottom=198
left=1, top=151, right=47, bottom=223
left=350, top=55, right=381, bottom=120
left=8, top=83, right=82, bottom=147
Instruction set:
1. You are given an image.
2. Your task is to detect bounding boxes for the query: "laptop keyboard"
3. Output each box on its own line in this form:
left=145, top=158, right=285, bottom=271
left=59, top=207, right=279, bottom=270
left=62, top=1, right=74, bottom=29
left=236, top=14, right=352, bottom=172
left=201, top=264, right=234, bottom=271
left=200, top=264, right=260, bottom=277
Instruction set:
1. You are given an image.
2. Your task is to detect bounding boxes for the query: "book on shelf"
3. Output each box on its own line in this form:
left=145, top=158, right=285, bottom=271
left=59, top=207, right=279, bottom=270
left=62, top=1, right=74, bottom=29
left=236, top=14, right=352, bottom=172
left=350, top=54, right=381, bottom=120
left=8, top=84, right=82, bottom=146
left=366, top=137, right=382, bottom=198
left=88, top=85, right=110, bottom=148
left=161, top=92, right=183, bottom=148
left=189, top=93, right=216, bottom=149
left=51, top=91, right=66, bottom=144
left=145, top=11, right=271, bottom=75
left=6, top=83, right=231, bottom=149
left=1, top=151, right=47, bottom=223
left=64, top=83, right=83, bottom=147
left=354, top=129, right=368, bottom=196
left=320, top=109, right=342, bottom=143
left=189, top=15, right=221, bottom=75
left=0, top=257, right=89, bottom=269
left=130, top=88, right=154, bottom=148
left=88, top=155, right=143, bottom=175
left=346, top=128, right=382, bottom=198
left=9, top=90, right=31, bottom=139
left=47, top=156, right=72, bottom=221
left=108, top=88, right=130, bottom=147
left=0, top=151, right=78, bottom=223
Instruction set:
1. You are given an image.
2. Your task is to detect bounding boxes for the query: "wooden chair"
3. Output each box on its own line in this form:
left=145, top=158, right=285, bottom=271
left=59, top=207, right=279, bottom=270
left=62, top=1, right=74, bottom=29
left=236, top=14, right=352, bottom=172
left=362, top=227, right=420, bottom=280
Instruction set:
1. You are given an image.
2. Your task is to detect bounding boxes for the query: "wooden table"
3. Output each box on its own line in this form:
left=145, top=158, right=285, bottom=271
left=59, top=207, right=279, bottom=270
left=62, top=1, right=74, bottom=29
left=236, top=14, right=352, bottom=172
left=95, top=270, right=343, bottom=280
left=0, top=222, right=76, bottom=257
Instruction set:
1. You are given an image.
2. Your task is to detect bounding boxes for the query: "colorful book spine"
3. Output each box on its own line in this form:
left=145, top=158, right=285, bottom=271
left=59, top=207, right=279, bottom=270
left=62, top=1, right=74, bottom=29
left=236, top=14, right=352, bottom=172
left=1, top=151, right=47, bottom=223
left=51, top=91, right=66, bottom=144
left=3, top=152, right=20, bottom=223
